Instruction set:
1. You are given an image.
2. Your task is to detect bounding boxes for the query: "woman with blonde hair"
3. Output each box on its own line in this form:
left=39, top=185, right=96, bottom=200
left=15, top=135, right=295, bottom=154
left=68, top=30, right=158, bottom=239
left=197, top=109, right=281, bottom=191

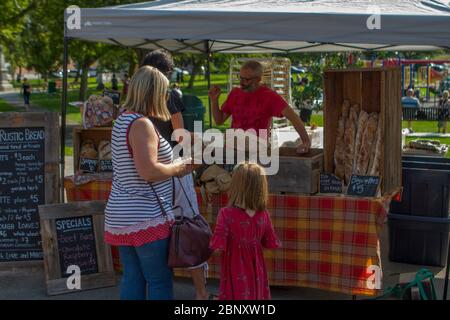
left=210, top=162, right=281, bottom=300
left=105, top=66, right=192, bottom=300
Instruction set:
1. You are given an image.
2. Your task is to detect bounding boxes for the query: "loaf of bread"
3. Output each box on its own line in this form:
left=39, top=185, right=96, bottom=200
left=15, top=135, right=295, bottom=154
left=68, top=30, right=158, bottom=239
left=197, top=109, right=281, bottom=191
left=343, top=104, right=360, bottom=184
left=80, top=139, right=98, bottom=159
left=334, top=100, right=350, bottom=180
left=355, top=113, right=378, bottom=175
left=98, top=140, right=112, bottom=160
left=369, top=117, right=383, bottom=176
left=353, top=110, right=369, bottom=171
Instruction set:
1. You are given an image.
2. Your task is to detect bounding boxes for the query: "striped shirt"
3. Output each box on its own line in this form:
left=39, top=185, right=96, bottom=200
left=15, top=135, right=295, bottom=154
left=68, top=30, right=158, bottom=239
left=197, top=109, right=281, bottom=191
left=104, top=112, right=174, bottom=246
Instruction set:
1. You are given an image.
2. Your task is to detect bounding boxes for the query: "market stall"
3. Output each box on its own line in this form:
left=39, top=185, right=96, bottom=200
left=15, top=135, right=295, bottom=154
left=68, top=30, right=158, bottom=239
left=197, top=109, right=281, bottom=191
left=61, top=0, right=450, bottom=298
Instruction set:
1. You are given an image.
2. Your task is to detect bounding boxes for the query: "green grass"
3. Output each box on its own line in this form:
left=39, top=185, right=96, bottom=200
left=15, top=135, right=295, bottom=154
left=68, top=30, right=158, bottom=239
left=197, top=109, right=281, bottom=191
left=401, top=120, right=445, bottom=133
left=310, top=113, right=323, bottom=127
left=65, top=146, right=73, bottom=156
left=405, top=137, right=450, bottom=158
left=180, top=74, right=231, bottom=130
left=0, top=98, right=17, bottom=112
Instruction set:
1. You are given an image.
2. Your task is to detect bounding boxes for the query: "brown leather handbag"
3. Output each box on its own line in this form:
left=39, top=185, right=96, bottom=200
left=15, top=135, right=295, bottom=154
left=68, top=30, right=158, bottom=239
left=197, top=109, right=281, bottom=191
left=150, top=178, right=213, bottom=268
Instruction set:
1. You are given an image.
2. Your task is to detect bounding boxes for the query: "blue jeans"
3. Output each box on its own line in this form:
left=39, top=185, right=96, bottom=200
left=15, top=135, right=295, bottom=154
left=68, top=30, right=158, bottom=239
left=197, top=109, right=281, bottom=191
left=118, top=238, right=173, bottom=300
left=23, top=93, right=30, bottom=105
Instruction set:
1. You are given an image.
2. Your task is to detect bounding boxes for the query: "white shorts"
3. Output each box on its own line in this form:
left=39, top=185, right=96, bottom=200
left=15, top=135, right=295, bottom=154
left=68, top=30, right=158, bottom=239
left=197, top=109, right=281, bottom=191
left=173, top=174, right=200, bottom=218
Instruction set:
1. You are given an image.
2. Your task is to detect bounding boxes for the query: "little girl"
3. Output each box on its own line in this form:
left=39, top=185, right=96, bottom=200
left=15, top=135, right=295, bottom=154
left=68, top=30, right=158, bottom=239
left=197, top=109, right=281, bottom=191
left=210, top=162, right=281, bottom=300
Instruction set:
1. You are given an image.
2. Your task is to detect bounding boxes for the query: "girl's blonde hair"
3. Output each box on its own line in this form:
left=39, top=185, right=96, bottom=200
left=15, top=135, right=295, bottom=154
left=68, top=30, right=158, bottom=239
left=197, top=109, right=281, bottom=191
left=123, top=66, right=171, bottom=120
left=228, top=162, right=268, bottom=212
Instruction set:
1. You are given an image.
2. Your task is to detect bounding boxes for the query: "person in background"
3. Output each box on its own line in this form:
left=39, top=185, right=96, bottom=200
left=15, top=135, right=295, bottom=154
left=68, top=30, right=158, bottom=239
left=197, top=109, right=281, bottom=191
left=22, top=78, right=31, bottom=111
left=402, top=88, right=421, bottom=108
left=438, top=90, right=449, bottom=133
left=122, top=73, right=130, bottom=98
left=208, top=60, right=311, bottom=154
left=210, top=162, right=281, bottom=300
left=111, top=73, right=119, bottom=91
left=104, top=66, right=192, bottom=300
left=141, top=49, right=214, bottom=300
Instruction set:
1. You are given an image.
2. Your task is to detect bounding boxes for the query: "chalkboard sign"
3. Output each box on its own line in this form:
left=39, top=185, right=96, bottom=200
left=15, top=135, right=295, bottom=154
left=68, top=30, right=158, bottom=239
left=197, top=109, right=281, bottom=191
left=55, top=216, right=98, bottom=277
left=319, top=173, right=343, bottom=194
left=0, top=113, right=59, bottom=268
left=39, top=201, right=115, bottom=295
left=103, top=90, right=120, bottom=105
left=99, top=159, right=112, bottom=172
left=79, top=157, right=98, bottom=173
left=347, top=175, right=381, bottom=197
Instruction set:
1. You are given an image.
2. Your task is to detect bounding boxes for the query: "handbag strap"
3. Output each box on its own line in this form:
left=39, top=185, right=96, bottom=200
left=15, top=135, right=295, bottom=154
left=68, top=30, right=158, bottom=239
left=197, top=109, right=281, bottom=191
left=149, top=183, right=169, bottom=221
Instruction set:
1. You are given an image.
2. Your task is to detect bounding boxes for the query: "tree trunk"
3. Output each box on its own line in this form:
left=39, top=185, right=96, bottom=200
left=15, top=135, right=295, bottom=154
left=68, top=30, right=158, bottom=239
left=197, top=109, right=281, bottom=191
left=187, top=58, right=202, bottom=89
left=74, top=67, right=81, bottom=83
left=134, top=48, right=149, bottom=67
left=79, top=62, right=90, bottom=101
left=128, top=54, right=137, bottom=76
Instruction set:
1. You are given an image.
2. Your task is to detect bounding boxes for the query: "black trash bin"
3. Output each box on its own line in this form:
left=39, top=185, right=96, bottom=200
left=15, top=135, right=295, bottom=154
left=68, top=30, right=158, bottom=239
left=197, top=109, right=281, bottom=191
left=389, top=156, right=450, bottom=267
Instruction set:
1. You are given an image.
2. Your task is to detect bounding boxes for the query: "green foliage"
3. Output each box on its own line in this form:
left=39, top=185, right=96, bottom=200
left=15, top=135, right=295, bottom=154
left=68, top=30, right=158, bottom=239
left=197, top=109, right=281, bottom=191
left=0, top=98, right=16, bottom=112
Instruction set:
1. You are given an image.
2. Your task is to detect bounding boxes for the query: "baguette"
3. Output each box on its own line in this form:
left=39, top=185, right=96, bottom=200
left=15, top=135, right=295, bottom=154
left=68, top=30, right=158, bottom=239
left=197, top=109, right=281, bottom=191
left=334, top=100, right=351, bottom=180
left=355, top=113, right=378, bottom=175
left=343, top=104, right=360, bottom=184
left=353, top=110, right=369, bottom=171
left=369, top=117, right=383, bottom=176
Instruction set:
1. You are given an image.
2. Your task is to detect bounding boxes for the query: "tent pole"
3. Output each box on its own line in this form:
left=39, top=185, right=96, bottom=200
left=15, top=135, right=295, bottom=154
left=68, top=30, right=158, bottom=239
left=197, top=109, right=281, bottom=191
left=60, top=35, right=69, bottom=203
left=205, top=40, right=212, bottom=129
left=444, top=236, right=449, bottom=300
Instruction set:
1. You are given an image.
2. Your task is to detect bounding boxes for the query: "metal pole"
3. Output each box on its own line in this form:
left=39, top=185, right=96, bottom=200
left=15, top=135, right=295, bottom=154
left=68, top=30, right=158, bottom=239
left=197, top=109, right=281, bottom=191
left=205, top=40, right=212, bottom=129
left=444, top=235, right=449, bottom=300
left=60, top=35, right=69, bottom=203
left=426, top=63, right=430, bottom=102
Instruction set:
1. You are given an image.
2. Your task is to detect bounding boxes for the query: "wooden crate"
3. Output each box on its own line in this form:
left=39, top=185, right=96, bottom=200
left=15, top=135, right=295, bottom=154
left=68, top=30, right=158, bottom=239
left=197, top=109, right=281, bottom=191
left=267, top=148, right=323, bottom=194
left=323, top=67, right=402, bottom=195
left=73, top=127, right=112, bottom=175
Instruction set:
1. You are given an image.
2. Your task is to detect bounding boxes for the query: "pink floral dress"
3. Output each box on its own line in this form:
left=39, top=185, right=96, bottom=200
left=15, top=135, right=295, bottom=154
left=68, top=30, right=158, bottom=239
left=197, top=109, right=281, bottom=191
left=210, top=206, right=281, bottom=300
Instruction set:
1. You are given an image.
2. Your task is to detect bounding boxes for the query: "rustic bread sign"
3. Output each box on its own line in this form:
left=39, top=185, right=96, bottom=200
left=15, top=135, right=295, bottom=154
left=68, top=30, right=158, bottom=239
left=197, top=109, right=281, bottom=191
left=0, top=112, right=59, bottom=270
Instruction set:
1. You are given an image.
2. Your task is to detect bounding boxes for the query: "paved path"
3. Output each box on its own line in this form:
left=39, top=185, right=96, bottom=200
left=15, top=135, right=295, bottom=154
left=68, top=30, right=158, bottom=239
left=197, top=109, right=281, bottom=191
left=0, top=224, right=448, bottom=300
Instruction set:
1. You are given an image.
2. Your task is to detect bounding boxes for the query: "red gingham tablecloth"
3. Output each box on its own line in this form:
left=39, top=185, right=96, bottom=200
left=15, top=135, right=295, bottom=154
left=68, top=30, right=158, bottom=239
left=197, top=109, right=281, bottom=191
left=179, top=190, right=390, bottom=297
left=64, top=176, right=389, bottom=296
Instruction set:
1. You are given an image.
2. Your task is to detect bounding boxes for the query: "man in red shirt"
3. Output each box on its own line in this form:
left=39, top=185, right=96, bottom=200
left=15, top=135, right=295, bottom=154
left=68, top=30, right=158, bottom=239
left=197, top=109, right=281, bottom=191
left=208, top=60, right=311, bottom=154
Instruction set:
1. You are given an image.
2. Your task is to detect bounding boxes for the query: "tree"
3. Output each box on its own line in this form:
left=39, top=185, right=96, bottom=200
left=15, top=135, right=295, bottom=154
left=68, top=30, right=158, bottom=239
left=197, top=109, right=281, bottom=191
left=0, top=0, right=36, bottom=45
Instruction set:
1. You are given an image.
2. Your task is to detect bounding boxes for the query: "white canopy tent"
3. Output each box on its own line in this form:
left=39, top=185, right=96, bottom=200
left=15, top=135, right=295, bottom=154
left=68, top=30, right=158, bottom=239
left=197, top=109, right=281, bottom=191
left=66, top=0, right=450, bottom=52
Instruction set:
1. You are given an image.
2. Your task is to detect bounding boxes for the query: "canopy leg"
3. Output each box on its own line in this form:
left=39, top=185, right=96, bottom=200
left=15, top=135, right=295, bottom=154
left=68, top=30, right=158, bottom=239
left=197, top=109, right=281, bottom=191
left=60, top=36, right=69, bottom=203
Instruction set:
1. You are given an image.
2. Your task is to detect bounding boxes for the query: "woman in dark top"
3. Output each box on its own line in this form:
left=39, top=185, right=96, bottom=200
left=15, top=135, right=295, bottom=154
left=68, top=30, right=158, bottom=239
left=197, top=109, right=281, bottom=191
left=22, top=78, right=31, bottom=110
left=141, top=49, right=214, bottom=300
